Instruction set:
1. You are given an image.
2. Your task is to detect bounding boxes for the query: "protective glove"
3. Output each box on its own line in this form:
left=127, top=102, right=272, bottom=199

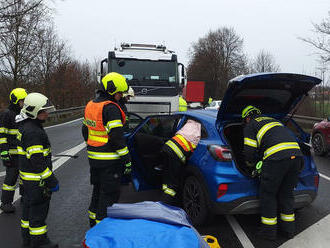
left=123, top=162, right=132, bottom=175
left=0, top=151, right=10, bottom=161
left=251, top=161, right=263, bottom=178
left=255, top=161, right=263, bottom=174
left=49, top=184, right=59, bottom=192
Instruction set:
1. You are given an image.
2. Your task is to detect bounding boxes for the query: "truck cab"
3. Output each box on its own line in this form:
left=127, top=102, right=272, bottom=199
left=100, top=43, right=186, bottom=116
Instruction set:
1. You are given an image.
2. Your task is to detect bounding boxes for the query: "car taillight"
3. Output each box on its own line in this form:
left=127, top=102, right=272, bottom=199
left=314, top=175, right=319, bottom=188
left=208, top=145, right=232, bottom=161
left=217, top=183, right=228, bottom=198
left=82, top=240, right=89, bottom=248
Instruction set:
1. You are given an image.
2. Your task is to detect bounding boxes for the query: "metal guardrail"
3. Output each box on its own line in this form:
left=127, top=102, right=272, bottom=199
left=46, top=106, right=85, bottom=124
left=48, top=107, right=326, bottom=131
left=291, top=115, right=325, bottom=133
left=50, top=106, right=85, bottom=115
left=293, top=115, right=324, bottom=122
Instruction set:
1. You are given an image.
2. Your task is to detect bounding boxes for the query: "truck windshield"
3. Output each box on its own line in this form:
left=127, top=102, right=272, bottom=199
left=110, top=59, right=178, bottom=86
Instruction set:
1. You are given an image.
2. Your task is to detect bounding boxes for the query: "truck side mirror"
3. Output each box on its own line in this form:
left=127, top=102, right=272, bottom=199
left=100, top=58, right=108, bottom=78
left=178, top=63, right=186, bottom=86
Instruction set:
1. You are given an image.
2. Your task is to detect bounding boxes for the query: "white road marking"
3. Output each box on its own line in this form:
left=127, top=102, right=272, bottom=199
left=319, top=173, right=330, bottom=182
left=0, top=142, right=86, bottom=214
left=279, top=213, right=330, bottom=248
left=226, top=215, right=255, bottom=248
left=45, top=117, right=83, bottom=129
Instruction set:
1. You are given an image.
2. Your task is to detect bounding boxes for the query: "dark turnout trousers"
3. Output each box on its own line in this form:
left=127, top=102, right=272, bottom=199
left=21, top=181, right=51, bottom=246
left=88, top=163, right=123, bottom=227
left=1, top=157, right=20, bottom=204
left=259, top=156, right=303, bottom=236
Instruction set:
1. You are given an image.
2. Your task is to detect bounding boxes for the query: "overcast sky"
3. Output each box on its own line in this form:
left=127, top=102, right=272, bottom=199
left=52, top=0, right=329, bottom=77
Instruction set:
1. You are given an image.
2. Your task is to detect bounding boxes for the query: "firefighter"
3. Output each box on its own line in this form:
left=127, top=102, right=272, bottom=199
left=208, top=97, right=213, bottom=105
left=242, top=105, right=303, bottom=240
left=0, top=88, right=27, bottom=213
left=17, top=93, right=59, bottom=248
left=179, top=96, right=187, bottom=112
left=161, top=119, right=201, bottom=205
left=82, top=72, right=131, bottom=227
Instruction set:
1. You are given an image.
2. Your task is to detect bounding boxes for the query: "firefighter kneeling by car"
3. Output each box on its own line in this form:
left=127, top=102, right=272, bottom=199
left=161, top=119, right=201, bottom=205
left=242, top=105, right=303, bottom=240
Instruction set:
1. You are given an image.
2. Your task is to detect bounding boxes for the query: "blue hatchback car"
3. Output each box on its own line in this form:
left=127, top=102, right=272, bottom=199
left=125, top=73, right=321, bottom=225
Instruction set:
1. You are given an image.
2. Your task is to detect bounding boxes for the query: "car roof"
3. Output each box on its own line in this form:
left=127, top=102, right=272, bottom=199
left=183, top=110, right=217, bottom=124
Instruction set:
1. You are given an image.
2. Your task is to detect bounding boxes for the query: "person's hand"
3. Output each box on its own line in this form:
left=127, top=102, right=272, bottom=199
left=49, top=184, right=59, bottom=192
left=0, top=151, right=10, bottom=161
left=123, top=162, right=132, bottom=175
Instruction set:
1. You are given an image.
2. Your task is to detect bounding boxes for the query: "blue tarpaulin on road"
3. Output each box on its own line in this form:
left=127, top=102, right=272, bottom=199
left=84, top=201, right=209, bottom=248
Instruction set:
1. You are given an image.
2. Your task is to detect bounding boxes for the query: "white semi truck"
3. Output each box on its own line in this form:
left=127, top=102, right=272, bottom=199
left=99, top=43, right=186, bottom=116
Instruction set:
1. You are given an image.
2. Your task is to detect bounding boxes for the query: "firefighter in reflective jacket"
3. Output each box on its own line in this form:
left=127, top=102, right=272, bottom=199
left=0, top=88, right=27, bottom=213
left=82, top=72, right=131, bottom=227
left=161, top=119, right=201, bottom=205
left=242, top=105, right=303, bottom=240
left=17, top=93, right=59, bottom=248
left=179, top=96, right=187, bottom=112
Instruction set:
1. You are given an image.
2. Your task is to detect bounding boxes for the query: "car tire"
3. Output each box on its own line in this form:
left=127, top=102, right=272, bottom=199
left=312, top=133, right=327, bottom=156
left=182, top=176, right=209, bottom=226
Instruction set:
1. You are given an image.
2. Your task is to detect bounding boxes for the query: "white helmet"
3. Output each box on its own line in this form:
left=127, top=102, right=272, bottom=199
left=21, top=93, right=55, bottom=119
left=123, top=86, right=134, bottom=98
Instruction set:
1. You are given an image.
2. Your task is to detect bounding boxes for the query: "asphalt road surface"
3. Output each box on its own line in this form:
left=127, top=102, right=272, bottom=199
left=0, top=118, right=329, bottom=248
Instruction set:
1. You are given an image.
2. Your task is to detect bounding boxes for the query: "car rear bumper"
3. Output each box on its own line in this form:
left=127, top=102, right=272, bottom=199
left=210, top=190, right=317, bottom=215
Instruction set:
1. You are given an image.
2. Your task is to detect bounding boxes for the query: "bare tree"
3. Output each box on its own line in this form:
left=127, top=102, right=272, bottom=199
left=187, top=27, right=249, bottom=100
left=300, top=11, right=330, bottom=64
left=250, top=50, right=280, bottom=73
left=31, top=24, right=69, bottom=96
left=0, top=0, right=48, bottom=88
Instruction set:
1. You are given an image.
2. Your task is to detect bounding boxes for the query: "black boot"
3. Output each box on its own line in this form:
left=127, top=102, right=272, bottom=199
left=31, top=235, right=58, bottom=248
left=279, top=230, right=295, bottom=239
left=22, top=239, right=30, bottom=248
left=89, top=218, right=96, bottom=228
left=257, top=225, right=277, bottom=240
left=161, top=194, right=178, bottom=206
left=0, top=203, right=16, bottom=213
left=38, top=241, right=58, bottom=248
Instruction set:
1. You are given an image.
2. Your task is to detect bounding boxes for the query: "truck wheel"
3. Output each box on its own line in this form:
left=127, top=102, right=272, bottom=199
left=182, top=176, right=209, bottom=226
left=312, top=133, right=327, bottom=156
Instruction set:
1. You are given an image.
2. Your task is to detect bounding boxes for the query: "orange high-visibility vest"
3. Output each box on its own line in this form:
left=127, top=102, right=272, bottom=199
left=84, top=100, right=126, bottom=147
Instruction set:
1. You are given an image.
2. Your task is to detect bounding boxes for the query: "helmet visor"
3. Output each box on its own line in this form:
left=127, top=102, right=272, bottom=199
left=39, top=99, right=56, bottom=114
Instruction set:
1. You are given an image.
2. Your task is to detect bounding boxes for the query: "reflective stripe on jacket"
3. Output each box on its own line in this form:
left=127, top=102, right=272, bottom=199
left=17, top=118, right=58, bottom=188
left=243, top=115, right=302, bottom=161
left=0, top=105, right=20, bottom=153
left=84, top=100, right=126, bottom=147
left=165, top=134, right=196, bottom=163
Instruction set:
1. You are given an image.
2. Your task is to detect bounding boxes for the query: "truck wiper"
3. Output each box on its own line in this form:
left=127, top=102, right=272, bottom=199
left=128, top=79, right=141, bottom=86
left=145, top=79, right=172, bottom=86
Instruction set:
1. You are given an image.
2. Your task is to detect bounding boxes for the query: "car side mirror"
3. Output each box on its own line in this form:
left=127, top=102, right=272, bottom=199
left=327, top=116, right=330, bottom=122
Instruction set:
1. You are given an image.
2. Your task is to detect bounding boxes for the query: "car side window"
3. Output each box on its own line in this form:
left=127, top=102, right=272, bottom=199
left=139, top=116, right=180, bottom=139
left=201, top=125, right=208, bottom=139
left=124, top=113, right=143, bottom=133
left=178, top=118, right=208, bottom=139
